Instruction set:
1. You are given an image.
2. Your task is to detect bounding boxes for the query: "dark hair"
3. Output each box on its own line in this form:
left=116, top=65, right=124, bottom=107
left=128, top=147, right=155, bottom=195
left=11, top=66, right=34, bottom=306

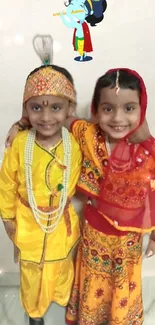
left=64, top=0, right=72, bottom=7
left=86, top=0, right=107, bottom=27
left=92, top=70, right=141, bottom=113
left=27, top=64, right=74, bottom=85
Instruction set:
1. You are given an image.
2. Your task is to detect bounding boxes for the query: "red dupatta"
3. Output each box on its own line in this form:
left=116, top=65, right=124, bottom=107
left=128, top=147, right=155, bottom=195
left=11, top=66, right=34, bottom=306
left=91, top=68, right=155, bottom=231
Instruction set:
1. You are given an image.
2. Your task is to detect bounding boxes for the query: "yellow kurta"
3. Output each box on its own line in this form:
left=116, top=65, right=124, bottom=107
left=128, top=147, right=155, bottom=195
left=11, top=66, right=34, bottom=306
left=0, top=130, right=82, bottom=317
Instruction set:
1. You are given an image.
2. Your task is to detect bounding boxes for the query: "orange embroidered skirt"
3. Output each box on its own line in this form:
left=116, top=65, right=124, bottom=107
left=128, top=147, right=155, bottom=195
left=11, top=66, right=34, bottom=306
left=66, top=222, right=143, bottom=325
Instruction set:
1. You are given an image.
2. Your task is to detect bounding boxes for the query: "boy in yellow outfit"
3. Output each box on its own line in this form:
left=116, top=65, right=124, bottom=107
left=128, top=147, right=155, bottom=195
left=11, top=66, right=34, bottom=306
left=0, top=35, right=82, bottom=325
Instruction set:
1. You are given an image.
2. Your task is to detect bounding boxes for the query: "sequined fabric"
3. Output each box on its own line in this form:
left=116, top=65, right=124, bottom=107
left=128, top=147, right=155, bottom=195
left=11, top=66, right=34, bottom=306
left=66, top=222, right=143, bottom=325
left=66, top=118, right=154, bottom=324
left=71, top=119, right=155, bottom=233
left=23, top=66, right=76, bottom=103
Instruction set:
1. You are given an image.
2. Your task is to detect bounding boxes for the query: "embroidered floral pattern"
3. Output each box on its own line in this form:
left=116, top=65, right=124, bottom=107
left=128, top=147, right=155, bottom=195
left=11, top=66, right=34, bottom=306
left=73, top=121, right=155, bottom=212
left=95, top=288, right=104, bottom=298
left=66, top=224, right=143, bottom=325
left=23, top=67, right=76, bottom=103
left=74, top=123, right=108, bottom=196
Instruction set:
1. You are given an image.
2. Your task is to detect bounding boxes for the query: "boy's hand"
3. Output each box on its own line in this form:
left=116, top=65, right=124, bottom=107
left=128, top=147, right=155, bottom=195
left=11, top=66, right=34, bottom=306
left=145, top=239, right=155, bottom=257
left=3, top=220, right=16, bottom=237
left=128, top=119, right=150, bottom=144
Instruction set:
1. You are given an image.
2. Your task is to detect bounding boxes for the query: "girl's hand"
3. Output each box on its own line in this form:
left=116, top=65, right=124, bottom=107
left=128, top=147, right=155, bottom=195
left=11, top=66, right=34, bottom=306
left=5, top=117, right=30, bottom=148
left=128, top=119, right=150, bottom=144
left=145, top=239, right=155, bottom=257
left=5, top=125, right=19, bottom=148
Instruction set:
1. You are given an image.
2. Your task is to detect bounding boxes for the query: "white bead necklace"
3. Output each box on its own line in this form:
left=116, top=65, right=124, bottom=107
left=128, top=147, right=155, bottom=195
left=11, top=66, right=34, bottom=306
left=24, top=127, right=71, bottom=233
left=105, top=134, right=111, bottom=156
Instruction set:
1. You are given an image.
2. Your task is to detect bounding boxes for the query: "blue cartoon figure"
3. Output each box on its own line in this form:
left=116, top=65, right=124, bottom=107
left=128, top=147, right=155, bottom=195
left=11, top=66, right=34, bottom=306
left=60, top=0, right=93, bottom=62
left=54, top=0, right=107, bottom=62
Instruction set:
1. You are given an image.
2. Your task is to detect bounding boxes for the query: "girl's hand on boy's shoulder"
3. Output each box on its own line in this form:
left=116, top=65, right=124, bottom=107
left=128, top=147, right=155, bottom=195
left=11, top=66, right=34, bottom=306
left=5, top=125, right=19, bottom=148
left=145, top=238, right=155, bottom=258
left=128, top=119, right=150, bottom=144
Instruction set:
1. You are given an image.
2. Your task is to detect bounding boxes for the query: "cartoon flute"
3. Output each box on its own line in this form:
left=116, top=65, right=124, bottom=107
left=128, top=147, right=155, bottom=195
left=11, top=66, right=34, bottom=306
left=53, top=10, right=84, bottom=16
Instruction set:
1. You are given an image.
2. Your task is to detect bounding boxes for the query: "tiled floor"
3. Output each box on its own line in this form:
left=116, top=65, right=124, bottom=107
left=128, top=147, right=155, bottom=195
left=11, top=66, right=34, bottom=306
left=0, top=286, right=66, bottom=325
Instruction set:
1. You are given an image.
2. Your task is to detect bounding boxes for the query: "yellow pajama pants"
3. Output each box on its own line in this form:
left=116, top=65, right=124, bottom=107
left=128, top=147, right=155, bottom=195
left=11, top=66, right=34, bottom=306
left=20, top=255, right=74, bottom=318
left=78, top=39, right=84, bottom=56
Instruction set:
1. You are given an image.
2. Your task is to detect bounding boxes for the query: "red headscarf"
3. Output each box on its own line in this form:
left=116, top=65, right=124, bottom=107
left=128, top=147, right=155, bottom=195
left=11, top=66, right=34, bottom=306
left=92, top=68, right=155, bottom=231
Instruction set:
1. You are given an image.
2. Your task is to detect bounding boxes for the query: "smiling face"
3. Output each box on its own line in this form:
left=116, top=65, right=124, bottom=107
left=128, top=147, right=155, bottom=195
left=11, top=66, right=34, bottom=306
left=25, top=94, right=74, bottom=142
left=66, top=0, right=87, bottom=20
left=96, top=87, right=141, bottom=142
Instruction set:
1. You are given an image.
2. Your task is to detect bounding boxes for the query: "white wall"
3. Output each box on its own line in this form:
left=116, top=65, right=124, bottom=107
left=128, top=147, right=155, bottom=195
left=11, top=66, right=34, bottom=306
left=0, top=0, right=155, bottom=273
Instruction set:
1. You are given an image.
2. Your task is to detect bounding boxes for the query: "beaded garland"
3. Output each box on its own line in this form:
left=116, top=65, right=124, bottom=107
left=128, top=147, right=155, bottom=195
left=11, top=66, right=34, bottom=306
left=24, top=127, right=71, bottom=233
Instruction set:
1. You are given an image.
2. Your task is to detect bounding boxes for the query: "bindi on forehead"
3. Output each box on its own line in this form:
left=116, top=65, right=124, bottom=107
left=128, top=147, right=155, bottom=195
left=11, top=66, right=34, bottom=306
left=42, top=100, right=48, bottom=107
